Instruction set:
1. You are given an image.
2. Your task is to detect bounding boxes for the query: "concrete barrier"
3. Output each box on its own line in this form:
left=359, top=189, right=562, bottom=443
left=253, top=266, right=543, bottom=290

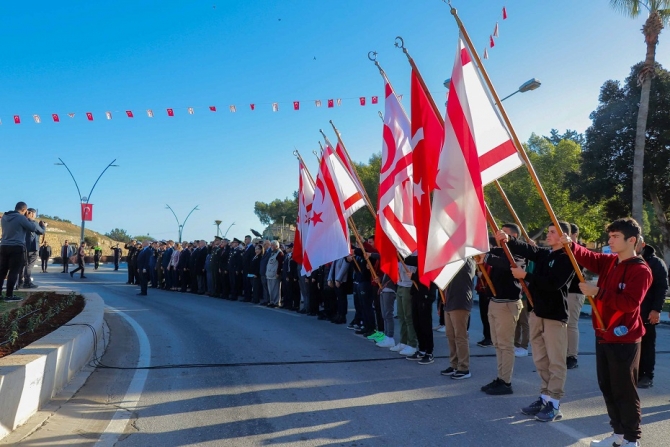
left=0, top=293, right=104, bottom=440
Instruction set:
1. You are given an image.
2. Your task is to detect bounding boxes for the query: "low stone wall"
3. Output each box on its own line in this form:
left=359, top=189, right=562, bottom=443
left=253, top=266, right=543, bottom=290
left=0, top=293, right=104, bottom=440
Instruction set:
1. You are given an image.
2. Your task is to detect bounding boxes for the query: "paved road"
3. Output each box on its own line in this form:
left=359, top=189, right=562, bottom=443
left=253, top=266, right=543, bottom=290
left=3, top=265, right=670, bottom=446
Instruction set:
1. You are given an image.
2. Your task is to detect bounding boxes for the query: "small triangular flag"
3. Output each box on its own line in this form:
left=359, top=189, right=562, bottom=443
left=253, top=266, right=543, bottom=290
left=250, top=104, right=255, bottom=111
left=52, top=114, right=60, bottom=122
left=493, top=22, right=499, bottom=38
left=327, top=99, right=334, bottom=108
left=188, top=107, right=194, bottom=114
left=147, top=109, right=154, bottom=118
left=126, top=110, right=134, bottom=118
left=209, top=106, right=217, bottom=112
left=86, top=112, right=93, bottom=121
left=272, top=103, right=278, bottom=112
left=371, top=96, right=378, bottom=104
left=359, top=97, right=366, bottom=106
left=33, top=115, right=41, bottom=124
left=13, top=115, right=20, bottom=124
left=315, top=100, right=321, bottom=107
left=230, top=105, right=236, bottom=113
left=293, top=101, right=299, bottom=110
left=105, top=111, right=112, bottom=120
left=167, top=108, right=174, bottom=117
left=483, top=48, right=489, bottom=59
left=68, top=113, right=75, bottom=118
left=503, top=6, right=507, bottom=20
left=490, top=35, right=495, bottom=48
left=336, top=99, right=342, bottom=106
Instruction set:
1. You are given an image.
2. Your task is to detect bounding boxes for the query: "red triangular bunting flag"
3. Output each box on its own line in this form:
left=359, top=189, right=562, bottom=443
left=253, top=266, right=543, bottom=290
left=493, top=22, right=499, bottom=38
left=126, top=110, right=134, bottom=118
left=52, top=114, right=60, bottom=122
left=13, top=115, right=20, bottom=124
left=371, top=96, right=378, bottom=104
left=327, top=99, right=334, bottom=108
left=490, top=35, right=495, bottom=48
left=250, top=104, right=255, bottom=111
left=86, top=112, right=93, bottom=121
left=359, top=97, right=366, bottom=106
left=167, top=108, right=174, bottom=117
left=293, top=101, right=300, bottom=110
left=209, top=106, right=216, bottom=112
left=503, top=6, right=507, bottom=19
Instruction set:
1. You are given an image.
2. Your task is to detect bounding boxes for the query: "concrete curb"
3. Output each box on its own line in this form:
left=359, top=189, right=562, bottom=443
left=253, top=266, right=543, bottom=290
left=0, top=293, right=104, bottom=440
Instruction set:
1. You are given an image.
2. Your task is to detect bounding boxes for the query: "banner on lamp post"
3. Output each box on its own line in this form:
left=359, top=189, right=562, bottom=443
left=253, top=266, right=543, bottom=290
left=81, top=203, right=93, bottom=221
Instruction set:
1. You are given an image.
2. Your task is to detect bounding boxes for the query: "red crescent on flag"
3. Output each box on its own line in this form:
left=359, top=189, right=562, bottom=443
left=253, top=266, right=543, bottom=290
left=380, top=124, right=397, bottom=174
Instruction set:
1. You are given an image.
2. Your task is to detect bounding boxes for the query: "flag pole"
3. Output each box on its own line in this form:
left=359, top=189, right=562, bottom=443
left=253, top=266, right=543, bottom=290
left=447, top=2, right=604, bottom=330
left=485, top=203, right=534, bottom=307
left=394, top=38, right=498, bottom=296
left=348, top=216, right=381, bottom=286
left=493, top=180, right=532, bottom=242
left=293, top=149, right=316, bottom=188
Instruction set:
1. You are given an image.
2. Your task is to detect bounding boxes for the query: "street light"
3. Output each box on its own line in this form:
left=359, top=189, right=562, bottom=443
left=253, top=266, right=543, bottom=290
left=500, top=78, right=542, bottom=102
left=214, top=220, right=222, bottom=237
left=222, top=222, right=235, bottom=239
left=165, top=204, right=199, bottom=243
left=281, top=216, right=286, bottom=242
left=55, top=158, right=118, bottom=244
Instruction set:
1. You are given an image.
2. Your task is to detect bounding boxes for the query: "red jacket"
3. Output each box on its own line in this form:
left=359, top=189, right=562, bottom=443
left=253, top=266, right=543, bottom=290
left=571, top=243, right=652, bottom=343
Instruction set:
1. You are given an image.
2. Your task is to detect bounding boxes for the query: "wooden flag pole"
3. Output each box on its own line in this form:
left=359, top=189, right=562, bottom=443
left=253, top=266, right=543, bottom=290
left=493, top=180, right=532, bottom=242
left=447, top=3, right=604, bottom=330
left=349, top=216, right=381, bottom=286
left=293, top=149, right=316, bottom=188
left=485, top=203, right=534, bottom=308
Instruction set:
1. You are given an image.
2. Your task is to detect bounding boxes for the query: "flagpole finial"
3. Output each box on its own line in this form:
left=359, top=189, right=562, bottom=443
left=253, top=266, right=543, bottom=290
left=442, top=0, right=457, bottom=15
left=367, top=51, right=377, bottom=62
left=378, top=111, right=384, bottom=122
left=394, top=36, right=405, bottom=51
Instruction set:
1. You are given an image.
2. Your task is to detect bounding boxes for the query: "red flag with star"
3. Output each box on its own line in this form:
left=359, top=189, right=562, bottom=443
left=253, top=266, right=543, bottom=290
left=359, top=97, right=366, bottom=106
left=328, top=99, right=334, bottom=108
left=293, top=101, right=300, bottom=110
left=126, top=111, right=134, bottom=118
left=86, top=112, right=93, bottom=121
left=410, top=67, right=444, bottom=285
left=167, top=108, right=174, bottom=117
left=209, top=106, right=217, bottom=112
left=52, top=114, right=60, bottom=122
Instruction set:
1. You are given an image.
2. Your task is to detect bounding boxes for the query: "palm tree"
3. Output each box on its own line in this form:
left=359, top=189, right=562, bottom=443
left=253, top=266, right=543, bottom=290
left=609, top=0, right=670, bottom=225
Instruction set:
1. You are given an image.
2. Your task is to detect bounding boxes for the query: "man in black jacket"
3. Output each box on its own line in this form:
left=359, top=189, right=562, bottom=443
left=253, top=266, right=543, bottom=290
left=636, top=238, right=669, bottom=388
left=195, top=240, right=208, bottom=294
left=21, top=208, right=41, bottom=288
left=124, top=240, right=137, bottom=283
left=479, top=224, right=525, bottom=395
left=39, top=242, right=51, bottom=273
left=177, top=243, right=191, bottom=293
left=497, top=222, right=575, bottom=423
left=241, top=236, right=256, bottom=302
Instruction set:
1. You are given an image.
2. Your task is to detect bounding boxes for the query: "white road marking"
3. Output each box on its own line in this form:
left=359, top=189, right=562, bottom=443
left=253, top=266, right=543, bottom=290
left=93, top=306, right=151, bottom=447
left=547, top=419, right=593, bottom=446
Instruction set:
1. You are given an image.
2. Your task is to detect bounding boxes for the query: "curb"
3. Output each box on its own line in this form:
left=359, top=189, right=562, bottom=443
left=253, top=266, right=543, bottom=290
left=0, top=293, right=104, bottom=441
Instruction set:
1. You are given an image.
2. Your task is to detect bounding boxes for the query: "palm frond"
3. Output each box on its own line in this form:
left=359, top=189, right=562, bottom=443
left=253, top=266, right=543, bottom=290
left=610, top=0, right=644, bottom=17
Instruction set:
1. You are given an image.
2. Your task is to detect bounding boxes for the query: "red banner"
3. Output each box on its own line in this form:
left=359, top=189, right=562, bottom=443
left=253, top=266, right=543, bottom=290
left=81, top=203, right=93, bottom=221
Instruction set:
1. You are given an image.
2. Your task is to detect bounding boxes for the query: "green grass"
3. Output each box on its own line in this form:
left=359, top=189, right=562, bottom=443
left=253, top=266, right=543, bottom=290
left=0, top=292, right=30, bottom=315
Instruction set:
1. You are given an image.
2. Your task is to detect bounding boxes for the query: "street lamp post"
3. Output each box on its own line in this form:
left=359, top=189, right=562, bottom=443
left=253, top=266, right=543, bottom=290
left=281, top=216, right=286, bottom=242
left=55, top=158, right=119, bottom=244
left=165, top=204, right=199, bottom=243
left=222, top=222, right=235, bottom=239
left=500, top=78, right=542, bottom=102
left=214, top=220, right=222, bottom=237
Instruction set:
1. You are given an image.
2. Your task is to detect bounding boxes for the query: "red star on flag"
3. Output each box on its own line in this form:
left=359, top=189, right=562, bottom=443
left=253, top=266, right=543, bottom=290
left=311, top=211, right=323, bottom=226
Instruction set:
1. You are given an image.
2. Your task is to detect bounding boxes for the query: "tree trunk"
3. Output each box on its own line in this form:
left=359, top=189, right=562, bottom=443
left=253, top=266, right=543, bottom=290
left=632, top=13, right=662, bottom=225
left=649, top=190, right=670, bottom=267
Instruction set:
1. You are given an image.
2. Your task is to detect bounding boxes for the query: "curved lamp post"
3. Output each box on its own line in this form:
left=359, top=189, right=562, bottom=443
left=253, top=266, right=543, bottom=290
left=166, top=204, right=199, bottom=243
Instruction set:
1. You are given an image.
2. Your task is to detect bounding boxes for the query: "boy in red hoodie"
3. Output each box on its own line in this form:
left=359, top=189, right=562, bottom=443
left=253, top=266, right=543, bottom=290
left=561, top=218, right=651, bottom=447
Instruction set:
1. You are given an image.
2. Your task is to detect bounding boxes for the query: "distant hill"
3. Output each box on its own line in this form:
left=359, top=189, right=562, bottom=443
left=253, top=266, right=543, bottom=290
left=0, top=213, right=126, bottom=256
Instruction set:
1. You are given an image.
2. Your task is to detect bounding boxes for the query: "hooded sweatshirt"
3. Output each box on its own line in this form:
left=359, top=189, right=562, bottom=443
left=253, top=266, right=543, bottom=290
left=0, top=211, right=45, bottom=247
left=571, top=243, right=652, bottom=343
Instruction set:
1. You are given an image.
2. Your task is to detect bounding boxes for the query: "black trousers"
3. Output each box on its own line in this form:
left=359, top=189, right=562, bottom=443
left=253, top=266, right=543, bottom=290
left=62, top=256, right=70, bottom=272
left=114, top=257, right=119, bottom=270
left=0, top=245, right=26, bottom=297
left=23, top=251, right=38, bottom=284
left=479, top=293, right=492, bottom=341
left=640, top=323, right=657, bottom=380
left=596, top=341, right=641, bottom=442
left=243, top=276, right=253, bottom=301
left=412, top=295, right=434, bottom=354
left=139, top=269, right=149, bottom=295
left=127, top=261, right=135, bottom=283
left=322, top=286, right=336, bottom=316
left=180, top=269, right=190, bottom=292
left=41, top=257, right=49, bottom=272
left=252, top=276, right=263, bottom=303
left=372, top=284, right=384, bottom=332
left=71, top=260, right=85, bottom=277
left=336, top=285, right=348, bottom=318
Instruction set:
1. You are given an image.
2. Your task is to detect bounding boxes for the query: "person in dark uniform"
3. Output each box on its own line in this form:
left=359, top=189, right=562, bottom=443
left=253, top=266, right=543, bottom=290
left=125, top=240, right=137, bottom=283
left=219, top=239, right=231, bottom=298
left=227, top=238, right=243, bottom=300
left=93, top=245, right=102, bottom=270
left=136, top=240, right=151, bottom=296
left=178, top=242, right=192, bottom=293
left=195, top=240, right=208, bottom=294
left=210, top=237, right=222, bottom=296
left=39, top=242, right=51, bottom=273
left=70, top=242, right=87, bottom=279
left=112, top=244, right=122, bottom=271
left=189, top=241, right=199, bottom=293
left=242, top=236, right=255, bottom=302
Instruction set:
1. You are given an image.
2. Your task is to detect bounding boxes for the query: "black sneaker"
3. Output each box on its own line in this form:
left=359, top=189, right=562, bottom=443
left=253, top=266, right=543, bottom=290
left=481, top=378, right=501, bottom=392
left=441, top=367, right=456, bottom=376
left=418, top=354, right=434, bottom=365
left=566, top=356, right=578, bottom=369
left=406, top=351, right=425, bottom=360
left=4, top=296, right=23, bottom=302
left=637, top=376, right=653, bottom=388
left=485, top=380, right=513, bottom=395
left=535, top=401, right=562, bottom=422
left=451, top=370, right=471, bottom=380
left=24, top=283, right=38, bottom=289
left=521, top=397, right=545, bottom=416
left=477, top=339, right=493, bottom=347
left=354, top=328, right=367, bottom=335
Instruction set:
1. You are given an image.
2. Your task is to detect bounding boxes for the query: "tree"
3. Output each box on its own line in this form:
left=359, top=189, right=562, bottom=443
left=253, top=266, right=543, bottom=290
left=578, top=62, right=670, bottom=262
left=486, top=134, right=608, bottom=243
left=105, top=228, right=132, bottom=243
left=254, top=193, right=298, bottom=226
left=133, top=235, right=155, bottom=243
left=609, top=0, right=670, bottom=224
left=350, top=153, right=381, bottom=237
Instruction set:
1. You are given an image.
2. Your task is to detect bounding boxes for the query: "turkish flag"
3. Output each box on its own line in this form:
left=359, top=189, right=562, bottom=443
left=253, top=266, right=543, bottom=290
left=81, top=204, right=93, bottom=221
left=410, top=67, right=444, bottom=285
left=167, top=108, right=174, bottom=117
left=293, top=101, right=300, bottom=110
left=209, top=106, right=217, bottom=112
left=250, top=104, right=255, bottom=111
left=359, top=97, right=366, bottom=106
left=126, top=111, right=134, bottom=118
left=490, top=35, right=495, bottom=48
left=86, top=112, right=93, bottom=121
left=293, top=159, right=315, bottom=266
left=13, top=115, right=20, bottom=124
left=328, top=99, right=334, bottom=108
left=301, top=145, right=365, bottom=275
left=371, top=96, right=378, bottom=104
left=52, top=114, right=60, bottom=122
left=503, top=6, right=508, bottom=19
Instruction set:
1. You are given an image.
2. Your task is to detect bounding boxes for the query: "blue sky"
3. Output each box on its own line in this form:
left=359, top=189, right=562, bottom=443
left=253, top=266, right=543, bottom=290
left=2, top=1, right=667, bottom=242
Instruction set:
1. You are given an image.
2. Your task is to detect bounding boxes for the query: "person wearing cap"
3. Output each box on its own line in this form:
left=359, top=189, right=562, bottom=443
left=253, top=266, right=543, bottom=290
left=210, top=237, right=222, bottom=297
left=219, top=238, right=231, bottom=298
left=177, top=242, right=191, bottom=293
left=227, top=238, right=243, bottom=300
left=148, top=241, right=159, bottom=288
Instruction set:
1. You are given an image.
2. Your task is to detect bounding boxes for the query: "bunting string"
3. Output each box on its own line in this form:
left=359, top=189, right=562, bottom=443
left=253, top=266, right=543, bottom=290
left=483, top=5, right=508, bottom=60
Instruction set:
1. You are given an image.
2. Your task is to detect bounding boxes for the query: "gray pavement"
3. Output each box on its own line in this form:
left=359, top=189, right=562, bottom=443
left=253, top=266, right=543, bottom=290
left=4, top=264, right=670, bottom=446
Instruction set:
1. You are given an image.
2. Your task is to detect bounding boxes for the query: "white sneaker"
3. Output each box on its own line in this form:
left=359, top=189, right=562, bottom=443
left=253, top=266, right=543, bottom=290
left=377, top=337, right=395, bottom=348
left=433, top=325, right=444, bottom=331
left=390, top=343, right=406, bottom=352
left=514, top=347, right=529, bottom=357
left=398, top=345, right=417, bottom=356
left=590, top=433, right=624, bottom=447
left=437, top=326, right=446, bottom=333
left=621, top=441, right=639, bottom=447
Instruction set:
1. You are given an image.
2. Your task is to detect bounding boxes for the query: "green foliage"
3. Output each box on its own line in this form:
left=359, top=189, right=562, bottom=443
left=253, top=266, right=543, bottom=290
left=38, top=214, right=72, bottom=224
left=84, top=236, right=98, bottom=247
left=254, top=193, right=299, bottom=226
left=486, top=134, right=608, bottom=243
left=350, top=153, right=381, bottom=237
left=133, top=235, right=155, bottom=242
left=105, top=228, right=132, bottom=243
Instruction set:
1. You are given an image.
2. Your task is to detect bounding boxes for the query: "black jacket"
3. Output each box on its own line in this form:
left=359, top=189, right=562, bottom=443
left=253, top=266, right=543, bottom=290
left=404, top=255, right=436, bottom=302
left=242, top=245, right=255, bottom=273
left=506, top=237, right=575, bottom=322
left=250, top=254, right=262, bottom=277
left=177, top=249, right=191, bottom=269
left=39, top=245, right=52, bottom=259
left=640, top=245, right=669, bottom=321
left=195, top=247, right=208, bottom=272
left=485, top=247, right=524, bottom=302
left=445, top=258, right=476, bottom=312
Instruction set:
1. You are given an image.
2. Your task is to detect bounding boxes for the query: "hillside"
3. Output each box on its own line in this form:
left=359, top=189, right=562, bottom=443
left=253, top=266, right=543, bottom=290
left=0, top=213, right=125, bottom=256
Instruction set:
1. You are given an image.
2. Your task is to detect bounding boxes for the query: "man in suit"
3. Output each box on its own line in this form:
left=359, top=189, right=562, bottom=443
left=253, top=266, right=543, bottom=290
left=136, top=240, right=151, bottom=296
left=189, top=241, right=199, bottom=293
left=124, top=240, right=137, bottom=282
left=242, top=236, right=256, bottom=302
left=21, top=208, right=41, bottom=288
left=61, top=240, right=74, bottom=273
left=196, top=240, right=208, bottom=294
left=219, top=238, right=231, bottom=298
left=162, top=240, right=174, bottom=290
left=178, top=242, right=192, bottom=293
left=39, top=242, right=51, bottom=273
left=228, top=238, right=243, bottom=300
left=112, top=244, right=122, bottom=271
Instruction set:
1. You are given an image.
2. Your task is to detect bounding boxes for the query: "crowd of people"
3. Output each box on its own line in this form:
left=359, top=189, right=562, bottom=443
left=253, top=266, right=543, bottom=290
left=2, top=200, right=668, bottom=446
